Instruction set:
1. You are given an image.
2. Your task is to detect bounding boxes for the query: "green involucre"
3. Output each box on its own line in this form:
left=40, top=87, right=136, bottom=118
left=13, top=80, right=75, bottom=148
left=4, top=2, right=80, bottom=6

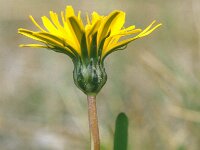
left=73, top=58, right=107, bottom=95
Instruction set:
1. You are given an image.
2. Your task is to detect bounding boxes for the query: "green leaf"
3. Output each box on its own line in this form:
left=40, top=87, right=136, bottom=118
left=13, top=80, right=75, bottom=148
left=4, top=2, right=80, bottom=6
left=114, top=112, right=129, bottom=150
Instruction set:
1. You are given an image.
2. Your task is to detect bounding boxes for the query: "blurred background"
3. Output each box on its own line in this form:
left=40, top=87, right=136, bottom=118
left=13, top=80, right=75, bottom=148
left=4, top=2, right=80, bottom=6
left=0, top=0, right=200, bottom=149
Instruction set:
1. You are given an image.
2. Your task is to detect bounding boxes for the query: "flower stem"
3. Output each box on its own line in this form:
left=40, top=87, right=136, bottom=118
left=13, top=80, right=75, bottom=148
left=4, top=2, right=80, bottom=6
left=87, top=95, right=100, bottom=150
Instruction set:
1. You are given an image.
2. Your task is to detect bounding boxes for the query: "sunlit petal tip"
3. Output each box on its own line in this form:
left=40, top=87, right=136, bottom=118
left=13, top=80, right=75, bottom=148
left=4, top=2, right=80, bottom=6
left=152, top=20, right=162, bottom=26
left=147, top=21, right=162, bottom=30
left=154, top=23, right=162, bottom=30
left=120, top=11, right=126, bottom=15
left=29, top=15, right=33, bottom=19
left=157, top=23, right=162, bottom=27
left=18, top=28, right=32, bottom=34
left=28, top=15, right=46, bottom=32
left=41, top=16, right=45, bottom=19
left=150, top=20, right=162, bottom=28
left=18, top=28, right=23, bottom=33
left=151, top=20, right=156, bottom=24
left=18, top=28, right=31, bottom=33
left=137, top=28, right=142, bottom=32
left=66, top=5, right=73, bottom=9
left=49, top=11, right=53, bottom=16
left=113, top=10, right=125, bottom=18
left=138, top=20, right=162, bottom=37
left=92, top=11, right=100, bottom=16
left=78, top=11, right=81, bottom=17
left=29, top=15, right=36, bottom=22
left=18, top=28, right=24, bottom=31
left=66, top=5, right=75, bottom=17
left=19, top=44, right=25, bottom=47
left=138, top=23, right=161, bottom=37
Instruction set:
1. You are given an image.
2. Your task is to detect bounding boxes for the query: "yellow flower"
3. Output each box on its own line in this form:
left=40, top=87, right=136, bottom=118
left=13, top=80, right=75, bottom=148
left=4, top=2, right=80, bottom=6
left=18, top=5, right=161, bottom=95
left=18, top=5, right=161, bottom=61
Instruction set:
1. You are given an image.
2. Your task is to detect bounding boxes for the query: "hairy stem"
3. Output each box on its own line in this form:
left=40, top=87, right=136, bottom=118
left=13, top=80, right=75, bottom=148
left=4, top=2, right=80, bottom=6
left=87, top=95, right=100, bottom=150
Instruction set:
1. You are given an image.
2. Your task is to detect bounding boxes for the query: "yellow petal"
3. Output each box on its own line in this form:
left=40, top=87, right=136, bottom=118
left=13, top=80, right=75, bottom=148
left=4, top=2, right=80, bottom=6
left=86, top=13, right=91, bottom=25
left=68, top=16, right=84, bottom=43
left=41, top=16, right=59, bottom=35
left=102, top=29, right=141, bottom=51
left=139, top=23, right=162, bottom=37
left=18, top=6, right=162, bottom=62
left=49, top=11, right=62, bottom=28
left=138, top=20, right=157, bottom=36
left=66, top=5, right=75, bottom=18
left=87, top=20, right=101, bottom=37
left=97, top=11, right=121, bottom=46
left=49, top=11, right=68, bottom=37
left=102, top=36, right=138, bottom=58
left=109, top=11, right=125, bottom=36
left=37, top=31, right=80, bottom=55
left=77, top=11, right=84, bottom=26
left=121, top=25, right=136, bottom=32
left=18, top=28, right=47, bottom=43
left=61, top=11, right=82, bottom=54
left=61, top=11, right=66, bottom=24
left=29, top=15, right=46, bottom=32
left=33, top=32, right=78, bottom=55
left=91, top=12, right=102, bottom=23
left=103, top=36, right=114, bottom=51
left=34, top=33, right=63, bottom=47
left=19, top=44, right=49, bottom=48
left=115, top=28, right=142, bottom=37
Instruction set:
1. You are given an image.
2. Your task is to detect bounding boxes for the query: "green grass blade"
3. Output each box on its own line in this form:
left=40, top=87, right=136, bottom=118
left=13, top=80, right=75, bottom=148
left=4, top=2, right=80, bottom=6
left=114, top=112, right=129, bottom=150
